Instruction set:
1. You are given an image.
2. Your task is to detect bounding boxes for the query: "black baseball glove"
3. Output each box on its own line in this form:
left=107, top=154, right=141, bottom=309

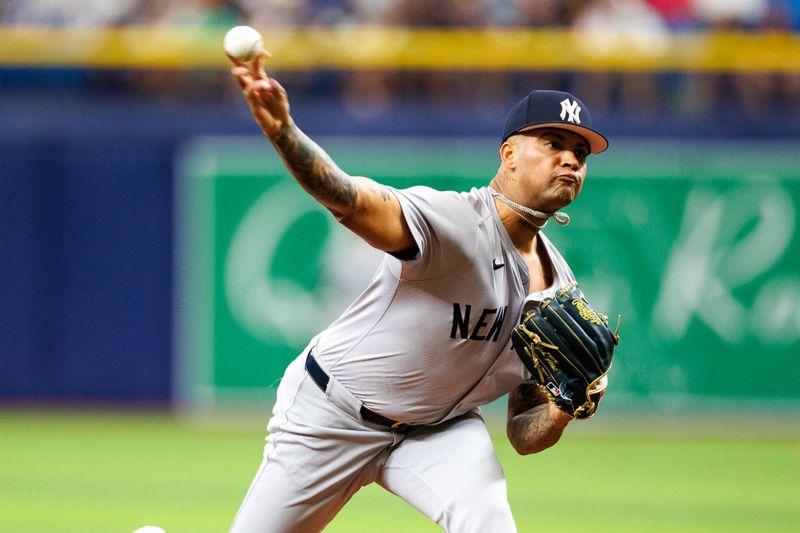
left=511, top=282, right=619, bottom=419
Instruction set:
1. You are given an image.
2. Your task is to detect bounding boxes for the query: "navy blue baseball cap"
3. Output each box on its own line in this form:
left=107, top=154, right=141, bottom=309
left=501, top=90, right=608, bottom=154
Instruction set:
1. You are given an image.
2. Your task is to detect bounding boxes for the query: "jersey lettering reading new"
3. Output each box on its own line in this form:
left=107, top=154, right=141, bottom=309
left=314, top=186, right=575, bottom=425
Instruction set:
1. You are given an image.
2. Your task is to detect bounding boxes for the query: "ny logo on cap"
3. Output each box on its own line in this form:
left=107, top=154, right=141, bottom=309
left=559, top=99, right=581, bottom=124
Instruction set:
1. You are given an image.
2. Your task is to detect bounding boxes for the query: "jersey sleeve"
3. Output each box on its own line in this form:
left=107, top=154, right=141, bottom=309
left=389, top=186, right=478, bottom=280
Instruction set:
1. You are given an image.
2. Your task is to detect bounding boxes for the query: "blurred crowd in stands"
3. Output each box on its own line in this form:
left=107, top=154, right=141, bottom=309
left=2, top=0, right=800, bottom=29
left=2, top=0, right=800, bottom=136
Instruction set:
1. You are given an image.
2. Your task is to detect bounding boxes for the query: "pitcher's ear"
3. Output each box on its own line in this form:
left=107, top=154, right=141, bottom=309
left=499, top=140, right=516, bottom=170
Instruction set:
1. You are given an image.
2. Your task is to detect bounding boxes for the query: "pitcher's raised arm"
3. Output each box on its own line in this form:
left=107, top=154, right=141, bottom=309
left=229, top=53, right=416, bottom=256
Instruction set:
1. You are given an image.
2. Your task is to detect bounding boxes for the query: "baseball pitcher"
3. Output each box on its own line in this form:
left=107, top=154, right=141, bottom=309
left=227, top=50, right=619, bottom=533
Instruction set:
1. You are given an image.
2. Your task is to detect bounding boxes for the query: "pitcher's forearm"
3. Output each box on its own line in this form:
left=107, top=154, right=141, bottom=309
left=271, top=123, right=357, bottom=219
left=268, top=122, right=414, bottom=254
left=507, top=403, right=572, bottom=455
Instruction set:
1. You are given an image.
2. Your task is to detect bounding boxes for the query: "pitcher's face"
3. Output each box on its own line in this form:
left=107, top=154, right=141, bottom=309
left=504, top=128, right=589, bottom=211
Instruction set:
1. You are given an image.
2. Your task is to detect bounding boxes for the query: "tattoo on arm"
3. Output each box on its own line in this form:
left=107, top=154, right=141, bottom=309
left=508, top=404, right=561, bottom=451
left=370, top=183, right=392, bottom=202
left=272, top=124, right=357, bottom=215
left=508, top=383, right=549, bottom=416
left=507, top=384, right=568, bottom=454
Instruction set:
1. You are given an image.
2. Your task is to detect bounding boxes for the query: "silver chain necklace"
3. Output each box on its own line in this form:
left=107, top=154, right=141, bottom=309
left=488, top=187, right=570, bottom=226
left=502, top=200, right=548, bottom=230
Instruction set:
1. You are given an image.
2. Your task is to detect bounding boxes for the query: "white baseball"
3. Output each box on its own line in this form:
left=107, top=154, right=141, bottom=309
left=223, top=26, right=263, bottom=61
left=132, top=527, right=166, bottom=533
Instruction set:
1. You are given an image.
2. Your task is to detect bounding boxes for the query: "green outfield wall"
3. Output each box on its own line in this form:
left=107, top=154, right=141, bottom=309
left=175, top=137, right=800, bottom=411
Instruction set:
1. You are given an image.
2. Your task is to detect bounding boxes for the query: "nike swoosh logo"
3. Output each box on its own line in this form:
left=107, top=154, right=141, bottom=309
left=492, top=258, right=505, bottom=270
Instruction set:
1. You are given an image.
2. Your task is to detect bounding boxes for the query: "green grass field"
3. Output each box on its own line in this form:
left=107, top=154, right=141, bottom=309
left=1, top=409, right=798, bottom=533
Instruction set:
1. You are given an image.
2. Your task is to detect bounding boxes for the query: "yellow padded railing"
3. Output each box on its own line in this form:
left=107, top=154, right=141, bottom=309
left=1, top=26, right=799, bottom=72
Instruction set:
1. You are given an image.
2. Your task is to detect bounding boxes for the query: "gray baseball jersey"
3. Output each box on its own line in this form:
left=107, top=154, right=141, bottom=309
left=314, top=185, right=576, bottom=424
left=231, top=185, right=577, bottom=533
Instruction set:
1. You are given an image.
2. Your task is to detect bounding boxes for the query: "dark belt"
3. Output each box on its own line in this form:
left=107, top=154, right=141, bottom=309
left=305, top=352, right=416, bottom=433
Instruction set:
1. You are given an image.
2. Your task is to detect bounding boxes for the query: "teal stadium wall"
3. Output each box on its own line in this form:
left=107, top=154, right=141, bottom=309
left=175, top=136, right=800, bottom=412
